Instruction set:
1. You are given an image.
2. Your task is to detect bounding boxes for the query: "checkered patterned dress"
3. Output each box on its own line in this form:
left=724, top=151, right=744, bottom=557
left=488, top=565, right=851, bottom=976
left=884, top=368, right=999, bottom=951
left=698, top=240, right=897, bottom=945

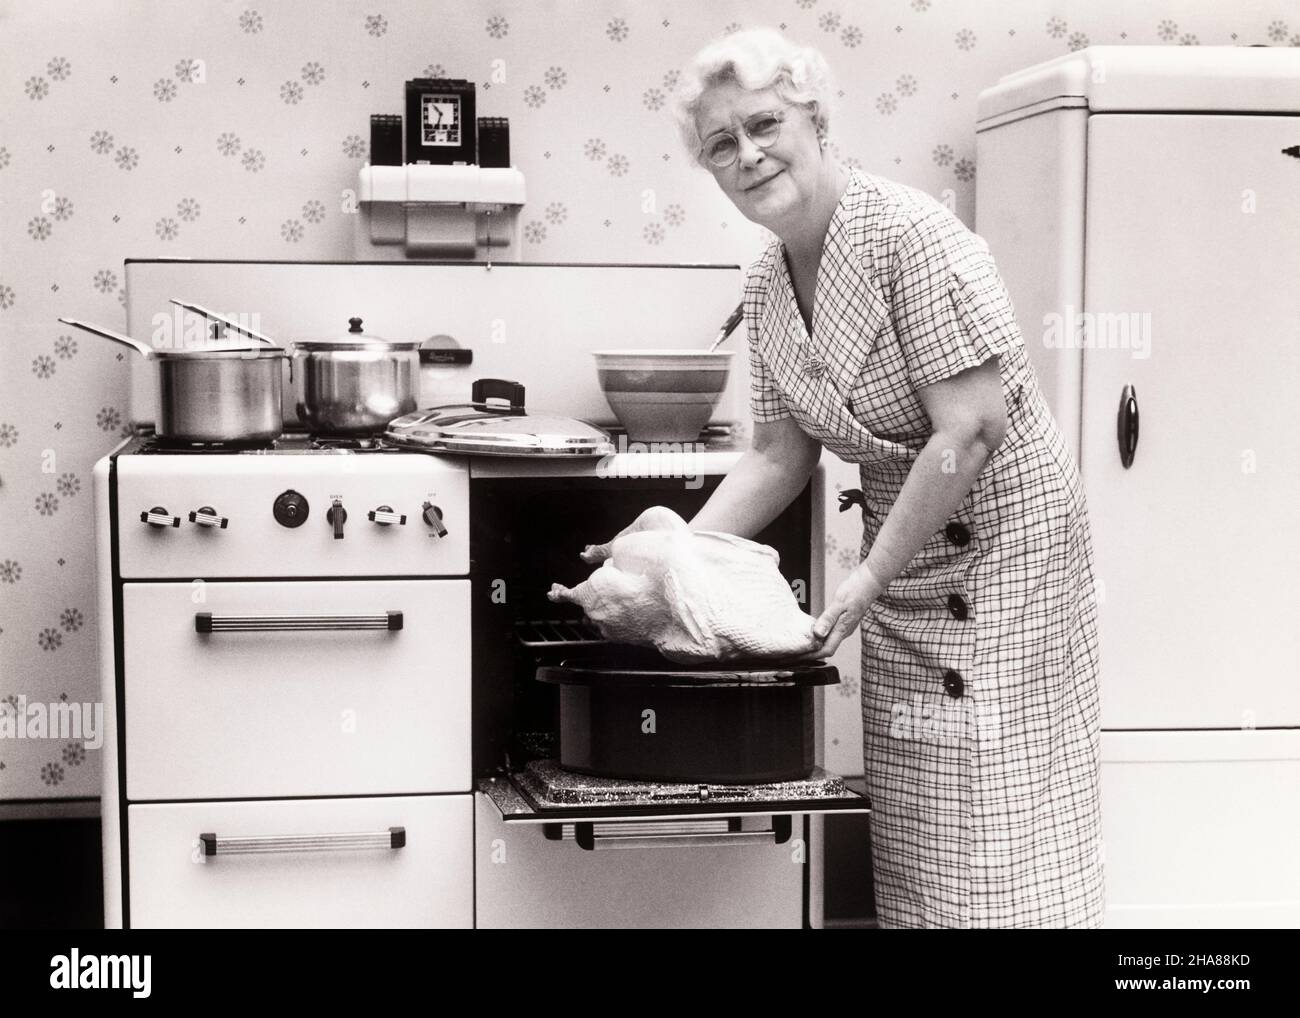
left=743, top=170, right=1105, bottom=928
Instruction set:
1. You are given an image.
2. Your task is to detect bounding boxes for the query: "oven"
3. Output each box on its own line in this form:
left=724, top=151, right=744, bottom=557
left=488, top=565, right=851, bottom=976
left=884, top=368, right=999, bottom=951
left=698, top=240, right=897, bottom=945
left=465, top=447, right=870, bottom=928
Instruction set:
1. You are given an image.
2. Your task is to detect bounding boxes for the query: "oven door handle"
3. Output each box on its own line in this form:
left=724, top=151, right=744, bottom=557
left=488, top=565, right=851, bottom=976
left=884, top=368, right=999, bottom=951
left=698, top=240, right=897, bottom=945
left=199, top=827, right=406, bottom=856
left=571, top=815, right=792, bottom=851
left=194, top=611, right=404, bottom=633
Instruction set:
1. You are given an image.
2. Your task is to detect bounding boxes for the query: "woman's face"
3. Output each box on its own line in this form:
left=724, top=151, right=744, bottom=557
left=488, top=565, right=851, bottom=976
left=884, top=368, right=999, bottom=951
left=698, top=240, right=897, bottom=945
left=693, top=79, right=822, bottom=230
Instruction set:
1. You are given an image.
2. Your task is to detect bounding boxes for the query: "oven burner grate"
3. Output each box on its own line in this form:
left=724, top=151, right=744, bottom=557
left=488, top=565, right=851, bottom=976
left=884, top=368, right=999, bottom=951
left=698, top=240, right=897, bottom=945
left=514, top=619, right=606, bottom=648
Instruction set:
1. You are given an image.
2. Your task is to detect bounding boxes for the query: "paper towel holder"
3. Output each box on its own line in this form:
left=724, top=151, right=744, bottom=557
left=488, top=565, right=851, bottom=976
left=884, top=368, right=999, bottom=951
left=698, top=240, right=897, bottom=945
left=355, top=164, right=526, bottom=260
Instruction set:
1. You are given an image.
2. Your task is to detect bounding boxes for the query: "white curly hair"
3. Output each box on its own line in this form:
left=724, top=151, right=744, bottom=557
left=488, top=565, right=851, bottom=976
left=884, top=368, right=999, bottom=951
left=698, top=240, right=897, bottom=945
left=672, top=27, right=836, bottom=165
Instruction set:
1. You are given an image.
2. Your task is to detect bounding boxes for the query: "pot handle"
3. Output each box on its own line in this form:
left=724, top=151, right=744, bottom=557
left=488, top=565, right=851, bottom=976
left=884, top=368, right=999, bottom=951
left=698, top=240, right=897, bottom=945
left=57, top=317, right=154, bottom=358
left=471, top=378, right=525, bottom=410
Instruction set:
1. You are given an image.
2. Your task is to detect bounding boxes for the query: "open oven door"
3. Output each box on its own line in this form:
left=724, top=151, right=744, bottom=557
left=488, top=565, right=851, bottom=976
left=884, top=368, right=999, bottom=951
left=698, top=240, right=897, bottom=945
left=479, top=769, right=870, bottom=830
left=475, top=782, right=870, bottom=929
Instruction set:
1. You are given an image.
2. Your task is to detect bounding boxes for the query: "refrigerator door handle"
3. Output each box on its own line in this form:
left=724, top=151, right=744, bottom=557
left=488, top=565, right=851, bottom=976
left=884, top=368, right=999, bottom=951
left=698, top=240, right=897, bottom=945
left=1117, top=384, right=1139, bottom=468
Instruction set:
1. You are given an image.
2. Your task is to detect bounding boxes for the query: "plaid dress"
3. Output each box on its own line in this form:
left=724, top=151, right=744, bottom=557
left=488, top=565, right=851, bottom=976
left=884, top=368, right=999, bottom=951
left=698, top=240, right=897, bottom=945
left=743, top=170, right=1105, bottom=928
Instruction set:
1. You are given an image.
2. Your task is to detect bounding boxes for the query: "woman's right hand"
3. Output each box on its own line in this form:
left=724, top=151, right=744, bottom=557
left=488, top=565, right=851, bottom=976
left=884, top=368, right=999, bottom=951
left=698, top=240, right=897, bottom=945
left=580, top=505, right=689, bottom=564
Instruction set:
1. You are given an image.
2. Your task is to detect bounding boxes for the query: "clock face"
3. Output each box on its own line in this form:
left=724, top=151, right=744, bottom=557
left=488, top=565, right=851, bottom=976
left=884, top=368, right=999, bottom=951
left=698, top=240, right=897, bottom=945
left=421, top=95, right=461, bottom=146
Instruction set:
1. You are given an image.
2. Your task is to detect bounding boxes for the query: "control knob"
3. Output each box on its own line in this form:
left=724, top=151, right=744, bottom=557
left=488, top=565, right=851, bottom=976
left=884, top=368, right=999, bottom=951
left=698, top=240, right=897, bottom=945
left=140, top=506, right=180, bottom=528
left=368, top=505, right=407, bottom=527
left=326, top=498, right=348, bottom=540
left=189, top=506, right=229, bottom=529
left=422, top=502, right=448, bottom=538
left=272, top=490, right=310, bottom=529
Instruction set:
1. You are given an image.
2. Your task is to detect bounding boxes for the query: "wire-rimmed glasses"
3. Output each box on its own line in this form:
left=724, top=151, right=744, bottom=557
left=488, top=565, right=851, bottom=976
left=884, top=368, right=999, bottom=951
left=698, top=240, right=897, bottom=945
left=699, top=108, right=791, bottom=168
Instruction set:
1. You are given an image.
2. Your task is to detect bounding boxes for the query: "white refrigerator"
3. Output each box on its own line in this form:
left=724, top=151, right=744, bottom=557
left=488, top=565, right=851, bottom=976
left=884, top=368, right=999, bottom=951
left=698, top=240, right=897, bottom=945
left=975, top=46, right=1300, bottom=927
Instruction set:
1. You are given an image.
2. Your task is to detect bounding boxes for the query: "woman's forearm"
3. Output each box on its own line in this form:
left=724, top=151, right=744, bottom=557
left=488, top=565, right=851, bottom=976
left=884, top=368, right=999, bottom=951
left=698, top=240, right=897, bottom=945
left=862, top=430, right=996, bottom=587
left=688, top=445, right=816, bottom=539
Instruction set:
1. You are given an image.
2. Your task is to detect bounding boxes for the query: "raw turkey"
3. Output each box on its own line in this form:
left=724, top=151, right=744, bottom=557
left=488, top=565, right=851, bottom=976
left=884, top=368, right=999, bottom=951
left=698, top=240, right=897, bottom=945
left=548, top=506, right=819, bottom=663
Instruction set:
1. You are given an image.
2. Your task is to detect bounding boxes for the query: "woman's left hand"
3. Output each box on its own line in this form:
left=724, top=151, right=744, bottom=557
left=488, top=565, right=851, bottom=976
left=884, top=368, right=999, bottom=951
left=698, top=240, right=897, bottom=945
left=801, top=563, right=886, bottom=659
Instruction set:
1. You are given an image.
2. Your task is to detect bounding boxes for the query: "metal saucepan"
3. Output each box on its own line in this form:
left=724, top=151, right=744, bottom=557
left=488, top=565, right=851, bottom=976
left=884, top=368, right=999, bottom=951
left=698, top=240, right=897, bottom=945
left=59, top=316, right=288, bottom=443
left=171, top=301, right=421, bottom=436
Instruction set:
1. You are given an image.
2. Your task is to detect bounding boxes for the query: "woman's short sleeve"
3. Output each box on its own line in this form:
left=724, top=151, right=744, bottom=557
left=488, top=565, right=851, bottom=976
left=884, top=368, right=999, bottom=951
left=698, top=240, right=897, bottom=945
left=890, top=207, right=1023, bottom=390
left=746, top=325, right=793, bottom=423
left=742, top=254, right=793, bottom=424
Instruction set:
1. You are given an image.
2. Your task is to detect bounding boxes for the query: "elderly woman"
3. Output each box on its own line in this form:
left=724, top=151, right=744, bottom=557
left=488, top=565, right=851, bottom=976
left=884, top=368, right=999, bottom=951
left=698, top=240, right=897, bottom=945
left=661, top=27, right=1105, bottom=929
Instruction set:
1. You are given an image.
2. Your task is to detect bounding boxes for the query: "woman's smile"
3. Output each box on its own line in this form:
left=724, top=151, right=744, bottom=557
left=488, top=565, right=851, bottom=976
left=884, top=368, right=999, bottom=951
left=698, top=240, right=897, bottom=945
left=743, top=169, right=785, bottom=192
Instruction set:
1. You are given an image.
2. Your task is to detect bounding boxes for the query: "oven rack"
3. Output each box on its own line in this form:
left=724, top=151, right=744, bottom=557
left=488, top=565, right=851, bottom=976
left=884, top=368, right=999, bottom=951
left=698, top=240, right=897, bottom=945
left=514, top=619, right=606, bottom=648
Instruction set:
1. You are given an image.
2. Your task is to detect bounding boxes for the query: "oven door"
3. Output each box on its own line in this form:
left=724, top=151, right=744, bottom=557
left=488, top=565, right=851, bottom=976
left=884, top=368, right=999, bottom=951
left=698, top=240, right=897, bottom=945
left=479, top=771, right=870, bottom=826
left=477, top=771, right=868, bottom=928
left=123, top=579, right=470, bottom=800
left=475, top=793, right=811, bottom=928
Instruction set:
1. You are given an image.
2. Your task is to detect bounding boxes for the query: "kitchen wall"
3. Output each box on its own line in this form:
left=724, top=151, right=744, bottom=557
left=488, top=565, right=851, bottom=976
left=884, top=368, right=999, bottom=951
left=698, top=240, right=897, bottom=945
left=2, top=0, right=1295, bottom=800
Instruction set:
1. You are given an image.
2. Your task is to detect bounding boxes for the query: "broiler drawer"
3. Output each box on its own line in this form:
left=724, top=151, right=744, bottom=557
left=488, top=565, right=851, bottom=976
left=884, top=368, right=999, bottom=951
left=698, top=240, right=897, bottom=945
left=123, top=580, right=470, bottom=800
left=128, top=795, right=473, bottom=928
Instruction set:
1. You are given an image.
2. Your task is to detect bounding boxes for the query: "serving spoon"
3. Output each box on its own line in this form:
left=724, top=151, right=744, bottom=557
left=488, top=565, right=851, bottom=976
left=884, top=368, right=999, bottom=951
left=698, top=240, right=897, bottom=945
left=707, top=302, right=745, bottom=352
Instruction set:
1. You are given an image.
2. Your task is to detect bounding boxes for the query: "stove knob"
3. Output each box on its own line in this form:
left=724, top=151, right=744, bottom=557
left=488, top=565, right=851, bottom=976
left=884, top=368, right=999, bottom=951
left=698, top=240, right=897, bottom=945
left=327, top=498, right=348, bottom=540
left=189, top=506, right=229, bottom=529
left=272, top=490, right=310, bottom=529
left=421, top=502, right=448, bottom=538
left=140, top=506, right=181, bottom=528
left=368, top=505, right=407, bottom=527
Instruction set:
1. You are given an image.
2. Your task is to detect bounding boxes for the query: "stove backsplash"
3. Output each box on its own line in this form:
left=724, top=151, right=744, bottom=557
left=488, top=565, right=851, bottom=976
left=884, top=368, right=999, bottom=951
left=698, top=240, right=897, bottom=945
left=124, top=260, right=745, bottom=434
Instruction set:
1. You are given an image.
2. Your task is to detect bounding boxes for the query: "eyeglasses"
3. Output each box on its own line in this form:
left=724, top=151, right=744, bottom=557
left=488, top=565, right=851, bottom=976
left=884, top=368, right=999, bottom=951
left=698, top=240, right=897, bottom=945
left=699, top=109, right=789, bottom=168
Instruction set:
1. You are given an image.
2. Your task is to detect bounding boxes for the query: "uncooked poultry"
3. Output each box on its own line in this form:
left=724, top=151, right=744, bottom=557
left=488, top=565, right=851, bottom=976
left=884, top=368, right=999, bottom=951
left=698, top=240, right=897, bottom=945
left=548, top=506, right=819, bottom=662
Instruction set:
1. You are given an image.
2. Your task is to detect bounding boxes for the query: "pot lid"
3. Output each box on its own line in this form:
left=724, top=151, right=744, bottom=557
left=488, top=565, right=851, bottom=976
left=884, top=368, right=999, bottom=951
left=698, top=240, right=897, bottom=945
left=151, top=346, right=288, bottom=361
left=57, top=316, right=285, bottom=360
left=536, top=644, right=840, bottom=686
left=294, top=316, right=422, bottom=352
left=385, top=378, right=615, bottom=458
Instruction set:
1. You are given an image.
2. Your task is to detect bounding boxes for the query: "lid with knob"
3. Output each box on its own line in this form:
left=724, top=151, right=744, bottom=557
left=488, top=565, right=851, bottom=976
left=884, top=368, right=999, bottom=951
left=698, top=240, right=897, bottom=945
left=293, top=316, right=423, bottom=352
left=385, top=378, right=616, bottom=458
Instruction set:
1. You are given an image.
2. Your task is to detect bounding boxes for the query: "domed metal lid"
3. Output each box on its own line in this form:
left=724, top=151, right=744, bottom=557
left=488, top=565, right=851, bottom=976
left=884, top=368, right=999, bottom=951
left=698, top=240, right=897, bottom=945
left=294, top=317, right=422, bottom=352
left=385, top=378, right=616, bottom=458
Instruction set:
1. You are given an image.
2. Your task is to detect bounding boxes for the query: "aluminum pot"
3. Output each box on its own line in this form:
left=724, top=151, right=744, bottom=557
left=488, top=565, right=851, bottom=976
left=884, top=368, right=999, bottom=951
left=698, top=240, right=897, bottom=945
left=292, top=318, right=421, bottom=435
left=167, top=303, right=422, bottom=436
left=59, top=317, right=288, bottom=443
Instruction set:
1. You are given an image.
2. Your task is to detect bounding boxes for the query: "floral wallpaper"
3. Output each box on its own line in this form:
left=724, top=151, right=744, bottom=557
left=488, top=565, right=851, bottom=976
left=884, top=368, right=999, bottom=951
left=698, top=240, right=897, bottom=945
left=1, top=0, right=1295, bottom=800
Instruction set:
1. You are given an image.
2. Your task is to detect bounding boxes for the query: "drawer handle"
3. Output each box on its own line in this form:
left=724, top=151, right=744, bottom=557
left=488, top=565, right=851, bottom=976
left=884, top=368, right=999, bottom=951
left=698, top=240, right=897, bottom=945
left=199, top=826, right=406, bottom=856
left=195, top=611, right=403, bottom=633
left=571, top=815, right=792, bottom=851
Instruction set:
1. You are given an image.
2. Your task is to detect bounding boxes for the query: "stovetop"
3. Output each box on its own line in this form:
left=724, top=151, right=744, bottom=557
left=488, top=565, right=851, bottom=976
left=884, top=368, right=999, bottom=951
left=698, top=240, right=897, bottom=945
left=119, top=423, right=745, bottom=456
left=123, top=432, right=404, bottom=455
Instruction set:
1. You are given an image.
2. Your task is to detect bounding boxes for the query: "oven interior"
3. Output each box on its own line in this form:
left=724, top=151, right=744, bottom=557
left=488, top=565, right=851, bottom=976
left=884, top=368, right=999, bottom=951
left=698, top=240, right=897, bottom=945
left=469, top=475, right=815, bottom=784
